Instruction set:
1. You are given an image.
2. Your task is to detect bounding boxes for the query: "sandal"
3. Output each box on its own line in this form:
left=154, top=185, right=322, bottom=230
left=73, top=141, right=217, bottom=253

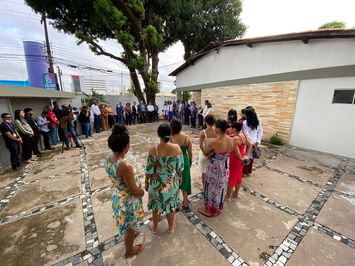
left=168, top=222, right=176, bottom=234
left=124, top=243, right=144, bottom=259
left=233, top=191, right=239, bottom=198
left=197, top=206, right=210, bottom=217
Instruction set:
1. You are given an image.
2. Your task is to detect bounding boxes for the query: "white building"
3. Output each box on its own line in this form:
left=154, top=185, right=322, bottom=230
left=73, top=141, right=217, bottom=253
left=170, top=29, right=355, bottom=158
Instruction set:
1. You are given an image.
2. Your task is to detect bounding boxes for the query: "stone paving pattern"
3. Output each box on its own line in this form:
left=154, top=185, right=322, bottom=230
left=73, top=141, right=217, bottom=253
left=0, top=122, right=354, bottom=266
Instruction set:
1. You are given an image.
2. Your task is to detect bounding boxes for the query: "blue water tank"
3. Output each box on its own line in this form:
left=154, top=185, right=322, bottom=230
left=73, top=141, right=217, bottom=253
left=23, top=41, right=48, bottom=88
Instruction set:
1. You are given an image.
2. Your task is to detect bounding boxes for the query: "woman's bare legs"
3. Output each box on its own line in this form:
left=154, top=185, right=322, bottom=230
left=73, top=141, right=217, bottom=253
left=182, top=191, right=189, bottom=208
left=226, top=184, right=232, bottom=202
left=151, top=210, right=160, bottom=234
left=233, top=184, right=242, bottom=198
left=201, top=173, right=205, bottom=191
left=166, top=212, right=176, bottom=234
left=124, top=230, right=144, bottom=259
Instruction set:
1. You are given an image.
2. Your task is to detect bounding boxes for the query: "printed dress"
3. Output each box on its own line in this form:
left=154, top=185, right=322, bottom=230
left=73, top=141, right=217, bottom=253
left=104, top=158, right=144, bottom=235
left=146, top=153, right=184, bottom=214
left=203, top=152, right=230, bottom=217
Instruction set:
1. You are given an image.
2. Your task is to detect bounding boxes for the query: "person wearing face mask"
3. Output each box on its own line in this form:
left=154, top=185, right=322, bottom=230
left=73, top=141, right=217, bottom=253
left=24, top=108, right=42, bottom=157
left=0, top=113, right=23, bottom=170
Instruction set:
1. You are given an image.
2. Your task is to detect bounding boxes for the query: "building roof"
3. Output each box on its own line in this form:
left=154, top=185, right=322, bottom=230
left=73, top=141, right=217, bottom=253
left=0, top=84, right=75, bottom=99
left=169, top=29, right=355, bottom=76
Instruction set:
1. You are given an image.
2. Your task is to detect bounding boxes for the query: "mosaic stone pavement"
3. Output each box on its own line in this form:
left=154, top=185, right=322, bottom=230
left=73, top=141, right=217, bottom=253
left=0, top=122, right=354, bottom=266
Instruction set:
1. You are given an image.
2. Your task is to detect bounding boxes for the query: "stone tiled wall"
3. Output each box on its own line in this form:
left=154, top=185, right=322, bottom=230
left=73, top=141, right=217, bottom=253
left=200, top=81, right=299, bottom=143
left=191, top=91, right=202, bottom=106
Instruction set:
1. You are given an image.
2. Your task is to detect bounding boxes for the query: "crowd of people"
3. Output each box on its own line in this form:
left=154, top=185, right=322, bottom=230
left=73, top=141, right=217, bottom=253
left=0, top=101, right=85, bottom=170
left=104, top=104, right=263, bottom=258
left=162, top=100, right=213, bottom=129
left=0, top=98, right=213, bottom=171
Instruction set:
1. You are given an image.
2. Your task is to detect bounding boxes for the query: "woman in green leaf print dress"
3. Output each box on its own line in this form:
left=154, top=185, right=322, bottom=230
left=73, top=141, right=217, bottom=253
left=170, top=119, right=192, bottom=209
left=145, top=124, right=184, bottom=234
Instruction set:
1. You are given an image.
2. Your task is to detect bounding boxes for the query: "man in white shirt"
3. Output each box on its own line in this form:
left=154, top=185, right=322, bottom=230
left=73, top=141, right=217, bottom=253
left=90, top=100, right=101, bottom=133
left=147, top=102, right=154, bottom=122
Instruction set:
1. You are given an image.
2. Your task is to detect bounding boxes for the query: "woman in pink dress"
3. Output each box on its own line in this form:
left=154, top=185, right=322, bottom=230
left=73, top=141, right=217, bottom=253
left=226, top=121, right=252, bottom=201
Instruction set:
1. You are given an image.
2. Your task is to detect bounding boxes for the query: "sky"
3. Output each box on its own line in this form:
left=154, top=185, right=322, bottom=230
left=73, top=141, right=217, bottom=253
left=0, top=0, right=354, bottom=93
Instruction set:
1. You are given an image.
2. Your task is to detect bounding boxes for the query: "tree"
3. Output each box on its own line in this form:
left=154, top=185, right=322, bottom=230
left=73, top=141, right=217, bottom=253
left=82, top=90, right=107, bottom=106
left=182, top=91, right=192, bottom=102
left=26, top=1, right=245, bottom=103
left=165, top=0, right=246, bottom=59
left=319, top=21, right=346, bottom=29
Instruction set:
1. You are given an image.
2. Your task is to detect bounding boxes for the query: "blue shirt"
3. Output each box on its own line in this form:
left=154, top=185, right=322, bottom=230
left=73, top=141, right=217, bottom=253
left=36, top=115, right=49, bottom=132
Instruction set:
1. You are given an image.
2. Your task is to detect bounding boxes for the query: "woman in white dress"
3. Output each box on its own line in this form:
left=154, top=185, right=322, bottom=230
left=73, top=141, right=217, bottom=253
left=242, top=107, right=263, bottom=176
left=202, top=100, right=213, bottom=120
left=198, top=114, right=217, bottom=190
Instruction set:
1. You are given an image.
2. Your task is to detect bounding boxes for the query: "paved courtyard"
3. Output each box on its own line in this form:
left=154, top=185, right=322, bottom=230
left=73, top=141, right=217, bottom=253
left=0, top=123, right=354, bottom=266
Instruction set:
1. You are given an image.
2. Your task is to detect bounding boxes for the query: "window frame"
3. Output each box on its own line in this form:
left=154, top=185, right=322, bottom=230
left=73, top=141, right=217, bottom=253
left=332, top=89, right=355, bottom=105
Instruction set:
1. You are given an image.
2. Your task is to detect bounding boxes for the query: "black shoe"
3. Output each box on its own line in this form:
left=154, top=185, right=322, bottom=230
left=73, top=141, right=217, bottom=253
left=75, top=144, right=82, bottom=148
left=36, top=154, right=42, bottom=157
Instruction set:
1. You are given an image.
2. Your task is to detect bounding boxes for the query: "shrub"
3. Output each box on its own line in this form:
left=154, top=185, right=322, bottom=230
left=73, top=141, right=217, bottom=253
left=270, top=133, right=283, bottom=145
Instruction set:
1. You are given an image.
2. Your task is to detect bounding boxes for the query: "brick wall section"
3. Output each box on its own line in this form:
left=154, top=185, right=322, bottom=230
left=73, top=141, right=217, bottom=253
left=191, top=91, right=202, bottom=105
left=200, top=80, right=299, bottom=143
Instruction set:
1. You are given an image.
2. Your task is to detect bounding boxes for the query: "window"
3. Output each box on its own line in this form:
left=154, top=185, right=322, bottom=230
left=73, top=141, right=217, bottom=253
left=332, top=90, right=355, bottom=104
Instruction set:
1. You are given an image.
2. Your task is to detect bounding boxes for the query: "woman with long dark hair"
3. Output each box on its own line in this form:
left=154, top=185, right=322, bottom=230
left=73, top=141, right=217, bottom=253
left=170, top=119, right=192, bottom=209
left=145, top=124, right=184, bottom=234
left=242, top=107, right=263, bottom=176
left=226, top=122, right=252, bottom=201
left=198, top=119, right=232, bottom=217
left=13, top=109, right=35, bottom=164
left=104, top=125, right=145, bottom=259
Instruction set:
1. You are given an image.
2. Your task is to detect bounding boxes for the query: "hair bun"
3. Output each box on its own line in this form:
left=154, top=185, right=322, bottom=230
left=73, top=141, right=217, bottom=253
left=112, top=124, right=127, bottom=135
left=163, top=136, right=170, bottom=143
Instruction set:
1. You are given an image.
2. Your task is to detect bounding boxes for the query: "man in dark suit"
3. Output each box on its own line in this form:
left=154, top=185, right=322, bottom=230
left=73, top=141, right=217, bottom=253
left=0, top=113, right=22, bottom=170
left=24, top=108, right=42, bottom=157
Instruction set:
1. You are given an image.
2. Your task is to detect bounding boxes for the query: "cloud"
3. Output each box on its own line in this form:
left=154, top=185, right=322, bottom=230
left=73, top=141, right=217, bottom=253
left=0, top=0, right=181, bottom=93
left=1, top=0, right=354, bottom=93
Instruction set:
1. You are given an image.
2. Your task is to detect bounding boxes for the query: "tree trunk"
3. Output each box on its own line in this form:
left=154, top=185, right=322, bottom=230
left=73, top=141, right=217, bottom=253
left=128, top=68, right=145, bottom=104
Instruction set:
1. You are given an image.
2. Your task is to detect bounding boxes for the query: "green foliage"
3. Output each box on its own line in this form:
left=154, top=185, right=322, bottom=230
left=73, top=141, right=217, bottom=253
left=25, top=0, right=245, bottom=103
left=182, top=91, right=192, bottom=102
left=151, top=81, right=160, bottom=93
left=319, top=21, right=346, bottom=29
left=164, top=0, right=246, bottom=59
left=144, top=25, right=163, bottom=47
left=270, top=133, right=283, bottom=146
left=126, top=85, right=135, bottom=95
left=81, top=90, right=106, bottom=106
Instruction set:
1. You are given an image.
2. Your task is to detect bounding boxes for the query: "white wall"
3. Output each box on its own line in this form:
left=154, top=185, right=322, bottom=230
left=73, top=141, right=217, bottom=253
left=176, top=39, right=355, bottom=88
left=290, top=77, right=355, bottom=158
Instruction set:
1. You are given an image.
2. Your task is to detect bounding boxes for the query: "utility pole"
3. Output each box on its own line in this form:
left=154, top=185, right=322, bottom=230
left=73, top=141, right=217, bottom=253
left=56, top=66, right=64, bottom=91
left=41, top=13, right=54, bottom=73
left=120, top=72, right=124, bottom=94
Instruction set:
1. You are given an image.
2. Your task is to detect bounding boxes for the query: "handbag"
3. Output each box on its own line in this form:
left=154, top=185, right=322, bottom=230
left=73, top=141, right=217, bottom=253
left=252, top=145, right=261, bottom=159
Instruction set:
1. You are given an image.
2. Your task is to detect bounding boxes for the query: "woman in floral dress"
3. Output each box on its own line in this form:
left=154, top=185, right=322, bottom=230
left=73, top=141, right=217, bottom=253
left=198, top=119, right=233, bottom=217
left=104, top=125, right=145, bottom=259
left=145, top=124, right=184, bottom=234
